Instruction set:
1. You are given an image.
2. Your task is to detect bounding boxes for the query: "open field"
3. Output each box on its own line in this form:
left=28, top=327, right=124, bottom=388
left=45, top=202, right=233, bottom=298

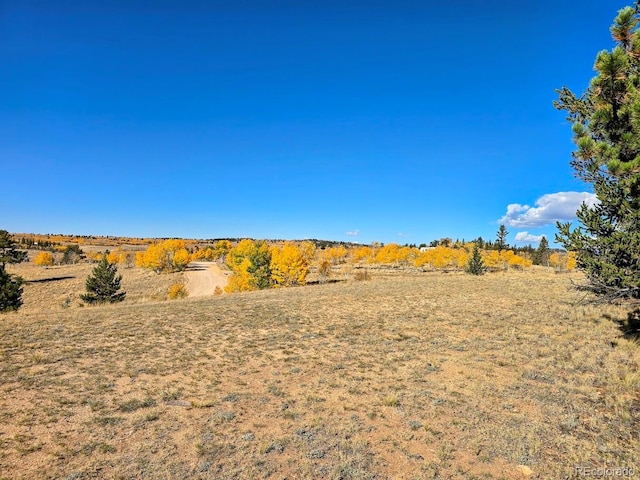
left=6, top=261, right=184, bottom=313
left=0, top=268, right=639, bottom=479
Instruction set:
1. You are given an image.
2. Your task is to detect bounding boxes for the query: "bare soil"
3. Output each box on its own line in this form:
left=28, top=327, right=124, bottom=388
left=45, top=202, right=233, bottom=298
left=184, top=262, right=229, bottom=297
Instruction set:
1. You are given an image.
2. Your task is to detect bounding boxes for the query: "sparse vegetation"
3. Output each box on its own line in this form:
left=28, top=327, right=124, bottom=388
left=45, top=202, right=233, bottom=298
left=1, top=263, right=638, bottom=478
left=168, top=282, right=188, bottom=300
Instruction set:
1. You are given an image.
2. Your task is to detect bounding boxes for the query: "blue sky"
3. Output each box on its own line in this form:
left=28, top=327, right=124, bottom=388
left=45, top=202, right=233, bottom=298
left=0, top=0, right=622, bottom=245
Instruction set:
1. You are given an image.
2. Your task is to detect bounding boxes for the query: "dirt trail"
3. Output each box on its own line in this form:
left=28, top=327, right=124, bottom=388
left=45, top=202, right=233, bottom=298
left=184, top=262, right=229, bottom=297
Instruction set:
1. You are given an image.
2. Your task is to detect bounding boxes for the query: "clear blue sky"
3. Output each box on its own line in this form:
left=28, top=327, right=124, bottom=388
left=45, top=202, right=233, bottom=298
left=0, top=1, right=623, bottom=245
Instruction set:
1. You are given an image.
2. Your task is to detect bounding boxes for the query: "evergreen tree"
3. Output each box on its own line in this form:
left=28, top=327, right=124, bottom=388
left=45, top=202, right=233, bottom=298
left=0, top=267, right=23, bottom=312
left=555, top=3, right=640, bottom=300
left=534, top=237, right=550, bottom=266
left=81, top=252, right=126, bottom=304
left=0, top=230, right=27, bottom=268
left=496, top=224, right=509, bottom=252
left=0, top=230, right=27, bottom=313
left=466, top=242, right=487, bottom=275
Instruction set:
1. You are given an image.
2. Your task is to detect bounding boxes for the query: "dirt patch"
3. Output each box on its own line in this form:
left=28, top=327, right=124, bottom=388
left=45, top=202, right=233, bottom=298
left=184, top=262, right=229, bottom=297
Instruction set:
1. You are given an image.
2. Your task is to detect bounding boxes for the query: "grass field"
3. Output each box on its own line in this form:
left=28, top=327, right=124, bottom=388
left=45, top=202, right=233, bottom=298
left=0, top=266, right=639, bottom=479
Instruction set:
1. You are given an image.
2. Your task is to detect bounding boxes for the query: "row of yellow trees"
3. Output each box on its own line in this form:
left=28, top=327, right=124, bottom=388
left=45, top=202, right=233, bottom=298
left=47, top=239, right=576, bottom=294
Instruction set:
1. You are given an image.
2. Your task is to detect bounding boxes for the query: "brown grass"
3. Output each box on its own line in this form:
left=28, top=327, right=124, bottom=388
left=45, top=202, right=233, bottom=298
left=0, top=266, right=639, bottom=479
left=7, top=262, right=183, bottom=313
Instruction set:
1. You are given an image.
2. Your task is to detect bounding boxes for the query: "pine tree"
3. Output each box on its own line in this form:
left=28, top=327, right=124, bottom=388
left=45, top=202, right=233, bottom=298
left=0, top=230, right=27, bottom=268
left=0, top=230, right=27, bottom=313
left=81, top=252, right=126, bottom=304
left=496, top=224, right=509, bottom=252
left=534, top=237, right=550, bottom=266
left=0, top=267, right=23, bottom=312
left=466, top=242, right=487, bottom=275
left=555, top=3, right=640, bottom=300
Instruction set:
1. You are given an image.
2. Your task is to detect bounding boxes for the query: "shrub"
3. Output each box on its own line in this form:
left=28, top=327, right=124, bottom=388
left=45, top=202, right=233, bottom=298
left=354, top=269, right=371, bottom=281
left=317, top=256, right=332, bottom=283
left=34, top=251, right=54, bottom=267
left=61, top=244, right=85, bottom=265
left=168, top=282, right=188, bottom=300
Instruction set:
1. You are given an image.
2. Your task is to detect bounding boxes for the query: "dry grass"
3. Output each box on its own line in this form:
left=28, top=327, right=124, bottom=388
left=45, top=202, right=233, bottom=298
left=0, top=266, right=639, bottom=479
left=7, top=262, right=183, bottom=313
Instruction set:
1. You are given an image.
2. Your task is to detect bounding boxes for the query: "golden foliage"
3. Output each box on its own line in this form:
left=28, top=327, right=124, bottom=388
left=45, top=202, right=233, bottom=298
left=317, top=255, right=332, bottom=282
left=549, top=251, right=577, bottom=271
left=209, top=240, right=232, bottom=260
left=324, top=246, right=348, bottom=265
left=224, top=240, right=272, bottom=292
left=106, top=248, right=127, bottom=265
left=167, top=282, right=188, bottom=300
left=352, top=246, right=374, bottom=263
left=33, top=251, right=54, bottom=267
left=414, top=246, right=531, bottom=272
left=136, top=239, right=190, bottom=273
left=224, top=258, right=256, bottom=292
left=483, top=250, right=532, bottom=270
left=374, top=244, right=417, bottom=264
left=271, top=242, right=309, bottom=287
left=173, top=249, right=191, bottom=270
left=415, top=246, right=466, bottom=270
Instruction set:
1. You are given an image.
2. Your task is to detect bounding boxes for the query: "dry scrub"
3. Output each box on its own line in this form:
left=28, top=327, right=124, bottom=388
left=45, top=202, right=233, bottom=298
left=0, top=269, right=638, bottom=479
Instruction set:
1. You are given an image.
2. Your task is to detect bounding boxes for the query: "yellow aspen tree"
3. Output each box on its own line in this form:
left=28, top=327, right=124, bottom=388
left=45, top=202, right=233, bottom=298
left=271, top=242, right=309, bottom=286
left=317, top=254, right=332, bottom=282
left=374, top=243, right=393, bottom=263
left=456, top=248, right=469, bottom=269
left=483, top=250, right=500, bottom=270
left=549, top=252, right=563, bottom=270
left=212, top=240, right=232, bottom=260
left=513, top=255, right=533, bottom=268
left=299, top=241, right=316, bottom=263
left=326, top=246, right=348, bottom=264
left=107, top=247, right=126, bottom=265
left=225, top=239, right=272, bottom=291
left=172, top=248, right=191, bottom=271
left=137, top=239, right=190, bottom=273
left=224, top=258, right=256, bottom=292
left=352, top=246, right=374, bottom=263
left=34, top=251, right=54, bottom=266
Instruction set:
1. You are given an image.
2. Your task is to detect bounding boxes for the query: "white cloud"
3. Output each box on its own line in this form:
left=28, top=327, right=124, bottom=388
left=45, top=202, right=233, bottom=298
left=498, top=192, right=598, bottom=228
left=514, top=231, right=545, bottom=244
left=346, top=229, right=360, bottom=236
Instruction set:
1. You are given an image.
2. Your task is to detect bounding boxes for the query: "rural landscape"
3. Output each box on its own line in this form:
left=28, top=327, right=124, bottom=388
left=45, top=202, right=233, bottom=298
left=5, top=1, right=640, bottom=479
left=0, top=231, right=639, bottom=479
